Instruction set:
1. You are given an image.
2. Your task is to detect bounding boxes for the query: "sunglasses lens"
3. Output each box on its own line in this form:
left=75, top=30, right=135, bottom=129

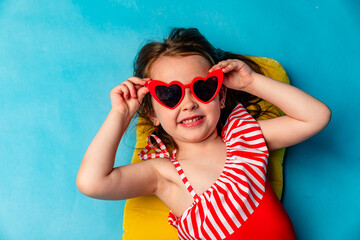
left=155, top=85, right=182, bottom=108
left=193, top=76, right=219, bottom=102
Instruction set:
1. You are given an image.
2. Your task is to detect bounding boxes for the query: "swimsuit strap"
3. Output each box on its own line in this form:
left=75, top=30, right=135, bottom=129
left=170, top=158, right=200, bottom=200
left=138, top=134, right=177, bottom=160
left=138, top=134, right=199, bottom=200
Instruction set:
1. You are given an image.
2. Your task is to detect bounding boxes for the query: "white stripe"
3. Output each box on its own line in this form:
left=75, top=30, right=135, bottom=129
left=228, top=137, right=265, bottom=147
left=178, top=218, right=194, bottom=240
left=180, top=173, right=186, bottom=179
left=212, top=184, right=241, bottom=230
left=248, top=184, right=262, bottom=207
left=229, top=168, right=261, bottom=199
left=232, top=156, right=266, bottom=168
left=231, top=155, right=267, bottom=172
left=242, top=163, right=266, bottom=185
left=178, top=208, right=195, bottom=240
left=224, top=171, right=253, bottom=195
left=195, top=205, right=206, bottom=239
left=206, top=198, right=226, bottom=238
left=228, top=108, right=242, bottom=117
left=201, top=189, right=226, bottom=238
left=230, top=113, right=248, bottom=121
left=202, top=221, right=217, bottom=239
left=225, top=168, right=261, bottom=204
left=224, top=120, right=236, bottom=138
left=178, top=229, right=188, bottom=240
left=228, top=148, right=268, bottom=160
left=246, top=161, right=266, bottom=180
left=229, top=124, right=262, bottom=137
left=225, top=124, right=260, bottom=143
left=184, top=215, right=196, bottom=240
left=234, top=122, right=260, bottom=131
left=189, top=190, right=196, bottom=198
left=258, top=146, right=268, bottom=152
left=210, top=188, right=233, bottom=235
left=217, top=180, right=248, bottom=221
left=230, top=108, right=247, bottom=117
left=230, top=164, right=265, bottom=193
left=220, top=177, right=255, bottom=216
left=228, top=147, right=264, bottom=154
left=243, top=129, right=264, bottom=138
left=187, top=213, right=198, bottom=240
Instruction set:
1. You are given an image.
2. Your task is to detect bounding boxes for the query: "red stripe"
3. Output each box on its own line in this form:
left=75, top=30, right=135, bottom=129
left=208, top=189, right=230, bottom=236
left=178, top=228, right=187, bottom=240
left=222, top=173, right=258, bottom=212
left=215, top=181, right=241, bottom=226
left=212, top=184, right=238, bottom=230
left=225, top=176, right=255, bottom=216
left=217, top=178, right=249, bottom=222
left=179, top=217, right=191, bottom=240
left=189, top=204, right=199, bottom=238
left=204, top=212, right=222, bottom=239
left=199, top=196, right=218, bottom=239
left=229, top=150, right=268, bottom=162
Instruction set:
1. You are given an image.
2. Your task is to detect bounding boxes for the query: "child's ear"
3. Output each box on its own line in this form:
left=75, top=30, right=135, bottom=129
left=219, top=86, right=227, bottom=109
left=149, top=111, right=160, bottom=126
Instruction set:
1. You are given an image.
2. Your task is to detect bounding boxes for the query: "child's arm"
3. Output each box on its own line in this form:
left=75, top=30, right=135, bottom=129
left=209, top=59, right=331, bottom=151
left=76, top=77, right=158, bottom=200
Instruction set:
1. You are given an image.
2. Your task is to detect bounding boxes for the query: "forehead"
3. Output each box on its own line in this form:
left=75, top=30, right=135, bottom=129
left=149, top=55, right=212, bottom=83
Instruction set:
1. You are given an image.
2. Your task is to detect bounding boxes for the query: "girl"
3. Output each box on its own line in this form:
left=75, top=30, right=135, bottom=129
left=77, top=28, right=331, bottom=239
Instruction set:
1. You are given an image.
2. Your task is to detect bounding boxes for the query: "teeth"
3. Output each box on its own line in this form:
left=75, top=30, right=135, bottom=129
left=181, top=117, right=202, bottom=124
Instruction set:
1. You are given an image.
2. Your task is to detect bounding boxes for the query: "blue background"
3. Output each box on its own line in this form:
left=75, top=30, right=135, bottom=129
left=1, top=0, right=359, bottom=239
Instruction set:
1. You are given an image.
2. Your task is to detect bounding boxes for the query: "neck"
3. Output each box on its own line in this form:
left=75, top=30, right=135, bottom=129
left=175, top=132, right=224, bottom=162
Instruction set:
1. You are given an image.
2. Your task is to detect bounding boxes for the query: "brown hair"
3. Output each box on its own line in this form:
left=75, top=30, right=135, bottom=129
left=134, top=27, right=265, bottom=149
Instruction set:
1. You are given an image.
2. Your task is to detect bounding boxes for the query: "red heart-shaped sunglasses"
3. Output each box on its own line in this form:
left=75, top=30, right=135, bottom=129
left=145, top=69, right=223, bottom=109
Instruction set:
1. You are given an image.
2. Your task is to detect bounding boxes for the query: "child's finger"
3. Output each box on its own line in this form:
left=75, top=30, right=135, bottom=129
left=222, top=61, right=236, bottom=73
left=119, top=85, right=130, bottom=99
left=122, top=80, right=137, bottom=98
left=128, top=76, right=150, bottom=86
left=209, top=65, right=221, bottom=72
left=209, top=60, right=230, bottom=72
left=111, top=84, right=128, bottom=100
left=137, top=86, right=150, bottom=103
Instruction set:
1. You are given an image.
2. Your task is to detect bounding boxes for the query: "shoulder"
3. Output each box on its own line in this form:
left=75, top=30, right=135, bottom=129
left=147, top=157, right=179, bottom=184
left=145, top=157, right=186, bottom=203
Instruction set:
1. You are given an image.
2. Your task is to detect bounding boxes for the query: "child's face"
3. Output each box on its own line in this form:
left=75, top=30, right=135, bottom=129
left=148, top=55, right=225, bottom=146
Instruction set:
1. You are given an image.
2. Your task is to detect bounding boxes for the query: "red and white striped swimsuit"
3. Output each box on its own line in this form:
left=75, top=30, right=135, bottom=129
left=139, top=103, right=296, bottom=240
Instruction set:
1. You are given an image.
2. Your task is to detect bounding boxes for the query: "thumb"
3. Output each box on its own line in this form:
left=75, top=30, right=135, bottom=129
left=137, top=86, right=150, bottom=104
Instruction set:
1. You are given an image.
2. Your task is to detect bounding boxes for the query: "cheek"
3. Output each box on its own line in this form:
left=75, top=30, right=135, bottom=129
left=151, top=98, right=177, bottom=124
left=209, top=96, right=222, bottom=109
left=151, top=98, right=164, bottom=118
left=207, top=100, right=222, bottom=120
left=151, top=97, right=166, bottom=115
left=149, top=98, right=162, bottom=126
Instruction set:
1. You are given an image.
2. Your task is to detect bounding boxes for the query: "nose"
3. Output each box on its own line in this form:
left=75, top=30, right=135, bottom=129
left=180, top=88, right=198, bottom=111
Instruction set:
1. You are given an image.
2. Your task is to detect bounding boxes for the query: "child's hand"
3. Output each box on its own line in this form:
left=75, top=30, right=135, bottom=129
left=209, top=59, right=255, bottom=91
left=110, top=77, right=150, bottom=117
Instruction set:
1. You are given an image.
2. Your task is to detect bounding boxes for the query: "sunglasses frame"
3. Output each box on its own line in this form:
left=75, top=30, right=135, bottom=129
left=145, top=69, right=224, bottom=109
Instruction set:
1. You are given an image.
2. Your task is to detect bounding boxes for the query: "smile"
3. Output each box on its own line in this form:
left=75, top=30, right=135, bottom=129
left=180, top=116, right=203, bottom=124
